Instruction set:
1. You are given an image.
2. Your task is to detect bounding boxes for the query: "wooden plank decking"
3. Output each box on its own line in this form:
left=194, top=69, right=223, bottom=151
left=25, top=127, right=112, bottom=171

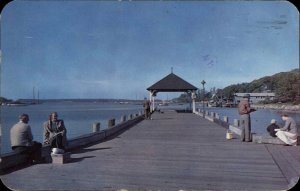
left=1, top=110, right=299, bottom=190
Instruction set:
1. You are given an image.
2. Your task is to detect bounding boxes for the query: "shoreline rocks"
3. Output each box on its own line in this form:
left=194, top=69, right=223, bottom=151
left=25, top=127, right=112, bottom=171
left=252, top=103, right=300, bottom=114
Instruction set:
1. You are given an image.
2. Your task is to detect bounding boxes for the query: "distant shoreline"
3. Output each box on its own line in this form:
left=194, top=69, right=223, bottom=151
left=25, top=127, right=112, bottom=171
left=252, top=103, right=300, bottom=114
left=0, top=98, right=145, bottom=106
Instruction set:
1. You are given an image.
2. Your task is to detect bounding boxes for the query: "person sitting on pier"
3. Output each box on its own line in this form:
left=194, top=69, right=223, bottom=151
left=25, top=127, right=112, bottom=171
left=275, top=113, right=298, bottom=146
left=43, top=112, right=67, bottom=153
left=266, top=119, right=280, bottom=137
left=10, top=113, right=42, bottom=164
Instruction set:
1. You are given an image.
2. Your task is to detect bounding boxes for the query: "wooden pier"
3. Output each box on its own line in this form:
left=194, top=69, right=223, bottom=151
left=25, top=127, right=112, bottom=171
left=1, top=110, right=299, bottom=190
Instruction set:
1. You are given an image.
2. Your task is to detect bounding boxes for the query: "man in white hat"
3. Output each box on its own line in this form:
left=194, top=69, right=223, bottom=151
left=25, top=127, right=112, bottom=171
left=266, top=119, right=279, bottom=137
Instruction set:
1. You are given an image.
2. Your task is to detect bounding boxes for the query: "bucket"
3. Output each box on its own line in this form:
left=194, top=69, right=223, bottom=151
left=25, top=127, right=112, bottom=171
left=226, top=130, right=233, bottom=140
left=52, top=148, right=65, bottom=154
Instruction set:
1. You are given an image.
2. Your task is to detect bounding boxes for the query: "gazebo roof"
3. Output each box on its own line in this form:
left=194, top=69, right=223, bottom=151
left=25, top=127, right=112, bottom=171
left=147, top=73, right=198, bottom=92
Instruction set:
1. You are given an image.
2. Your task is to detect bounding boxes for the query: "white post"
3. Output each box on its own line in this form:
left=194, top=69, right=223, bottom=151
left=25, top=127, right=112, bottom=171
left=150, top=91, right=155, bottom=112
left=152, top=96, right=155, bottom=112
left=149, top=92, right=152, bottom=112
left=192, top=91, right=196, bottom=113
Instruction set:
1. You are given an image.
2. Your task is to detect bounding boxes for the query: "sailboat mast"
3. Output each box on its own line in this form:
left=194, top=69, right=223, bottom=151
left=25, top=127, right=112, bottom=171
left=33, top=87, right=35, bottom=103
left=37, top=89, right=39, bottom=104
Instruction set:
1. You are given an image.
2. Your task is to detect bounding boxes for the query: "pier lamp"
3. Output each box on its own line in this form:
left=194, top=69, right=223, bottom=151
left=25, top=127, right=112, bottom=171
left=201, top=80, right=206, bottom=117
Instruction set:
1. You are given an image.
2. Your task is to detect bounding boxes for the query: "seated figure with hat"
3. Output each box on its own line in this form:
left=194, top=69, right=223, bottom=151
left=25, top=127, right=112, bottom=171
left=266, top=119, right=280, bottom=137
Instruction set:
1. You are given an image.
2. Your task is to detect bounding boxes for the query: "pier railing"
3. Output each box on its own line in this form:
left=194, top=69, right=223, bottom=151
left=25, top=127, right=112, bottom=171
left=0, top=111, right=144, bottom=172
left=194, top=108, right=299, bottom=145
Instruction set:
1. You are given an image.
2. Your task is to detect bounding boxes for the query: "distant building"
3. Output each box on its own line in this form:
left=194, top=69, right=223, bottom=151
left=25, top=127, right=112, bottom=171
left=234, top=93, right=275, bottom=104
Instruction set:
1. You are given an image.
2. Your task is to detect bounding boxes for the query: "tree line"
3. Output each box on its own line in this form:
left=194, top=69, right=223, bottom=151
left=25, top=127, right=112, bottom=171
left=175, top=68, right=300, bottom=104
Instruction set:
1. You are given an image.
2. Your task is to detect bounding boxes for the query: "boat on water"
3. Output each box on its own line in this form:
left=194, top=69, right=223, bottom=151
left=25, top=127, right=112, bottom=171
left=208, top=101, right=220, bottom=107
left=207, top=101, right=236, bottom=108
left=119, top=102, right=129, bottom=104
left=223, top=102, right=237, bottom=108
left=159, top=100, right=169, bottom=106
left=6, top=103, right=30, bottom=106
left=3, top=87, right=42, bottom=106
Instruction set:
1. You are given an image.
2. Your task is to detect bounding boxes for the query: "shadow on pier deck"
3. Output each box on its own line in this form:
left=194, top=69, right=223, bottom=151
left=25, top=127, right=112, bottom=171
left=1, top=110, right=299, bottom=190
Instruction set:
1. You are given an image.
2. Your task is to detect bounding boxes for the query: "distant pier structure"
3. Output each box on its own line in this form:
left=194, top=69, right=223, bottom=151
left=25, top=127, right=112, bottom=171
left=147, top=72, right=198, bottom=112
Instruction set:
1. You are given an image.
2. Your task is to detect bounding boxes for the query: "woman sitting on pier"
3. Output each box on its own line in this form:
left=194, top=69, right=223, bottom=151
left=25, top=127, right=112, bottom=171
left=43, top=112, right=68, bottom=152
left=275, top=113, right=298, bottom=146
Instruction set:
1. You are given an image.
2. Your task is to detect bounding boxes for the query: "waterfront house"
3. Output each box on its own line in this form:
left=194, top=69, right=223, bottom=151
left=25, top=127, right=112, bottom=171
left=234, top=92, right=275, bottom=104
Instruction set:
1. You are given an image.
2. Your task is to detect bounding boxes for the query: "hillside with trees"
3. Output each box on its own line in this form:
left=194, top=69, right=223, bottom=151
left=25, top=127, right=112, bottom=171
left=175, top=69, right=300, bottom=104
left=221, top=68, right=300, bottom=103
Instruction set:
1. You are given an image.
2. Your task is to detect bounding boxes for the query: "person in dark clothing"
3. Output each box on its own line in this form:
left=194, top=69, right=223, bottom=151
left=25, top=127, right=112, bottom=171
left=266, top=119, right=280, bottom=137
left=143, top=98, right=151, bottom=119
left=238, top=94, right=256, bottom=142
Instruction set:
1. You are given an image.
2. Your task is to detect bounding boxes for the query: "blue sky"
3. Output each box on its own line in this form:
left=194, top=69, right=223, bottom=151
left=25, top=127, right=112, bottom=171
left=1, top=1, right=299, bottom=100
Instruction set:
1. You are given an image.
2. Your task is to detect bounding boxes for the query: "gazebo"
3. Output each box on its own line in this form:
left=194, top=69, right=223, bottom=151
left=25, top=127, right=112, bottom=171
left=147, top=72, right=198, bottom=112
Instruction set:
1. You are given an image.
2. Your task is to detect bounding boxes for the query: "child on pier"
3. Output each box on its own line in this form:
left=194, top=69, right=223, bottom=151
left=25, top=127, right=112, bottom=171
left=143, top=98, right=151, bottom=119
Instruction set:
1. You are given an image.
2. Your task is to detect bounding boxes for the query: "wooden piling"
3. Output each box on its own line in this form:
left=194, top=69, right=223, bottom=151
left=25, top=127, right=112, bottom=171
left=233, top=119, right=240, bottom=127
left=120, top=115, right=126, bottom=123
left=108, top=119, right=115, bottom=128
left=92, top=122, right=100, bottom=133
left=130, top=114, right=134, bottom=120
left=223, top=116, right=229, bottom=123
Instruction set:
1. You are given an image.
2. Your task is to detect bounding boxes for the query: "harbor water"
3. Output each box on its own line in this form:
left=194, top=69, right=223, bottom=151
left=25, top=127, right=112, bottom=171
left=0, top=101, right=144, bottom=154
left=1, top=101, right=300, bottom=154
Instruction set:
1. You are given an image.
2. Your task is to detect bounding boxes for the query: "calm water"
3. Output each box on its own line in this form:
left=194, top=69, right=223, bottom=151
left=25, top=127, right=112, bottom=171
left=1, top=102, right=299, bottom=154
left=0, top=101, right=144, bottom=154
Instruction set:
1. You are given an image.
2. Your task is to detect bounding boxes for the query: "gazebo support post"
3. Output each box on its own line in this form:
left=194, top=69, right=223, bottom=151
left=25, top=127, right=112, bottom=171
left=152, top=95, right=155, bottom=112
left=192, top=90, right=196, bottom=113
left=150, top=91, right=155, bottom=112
